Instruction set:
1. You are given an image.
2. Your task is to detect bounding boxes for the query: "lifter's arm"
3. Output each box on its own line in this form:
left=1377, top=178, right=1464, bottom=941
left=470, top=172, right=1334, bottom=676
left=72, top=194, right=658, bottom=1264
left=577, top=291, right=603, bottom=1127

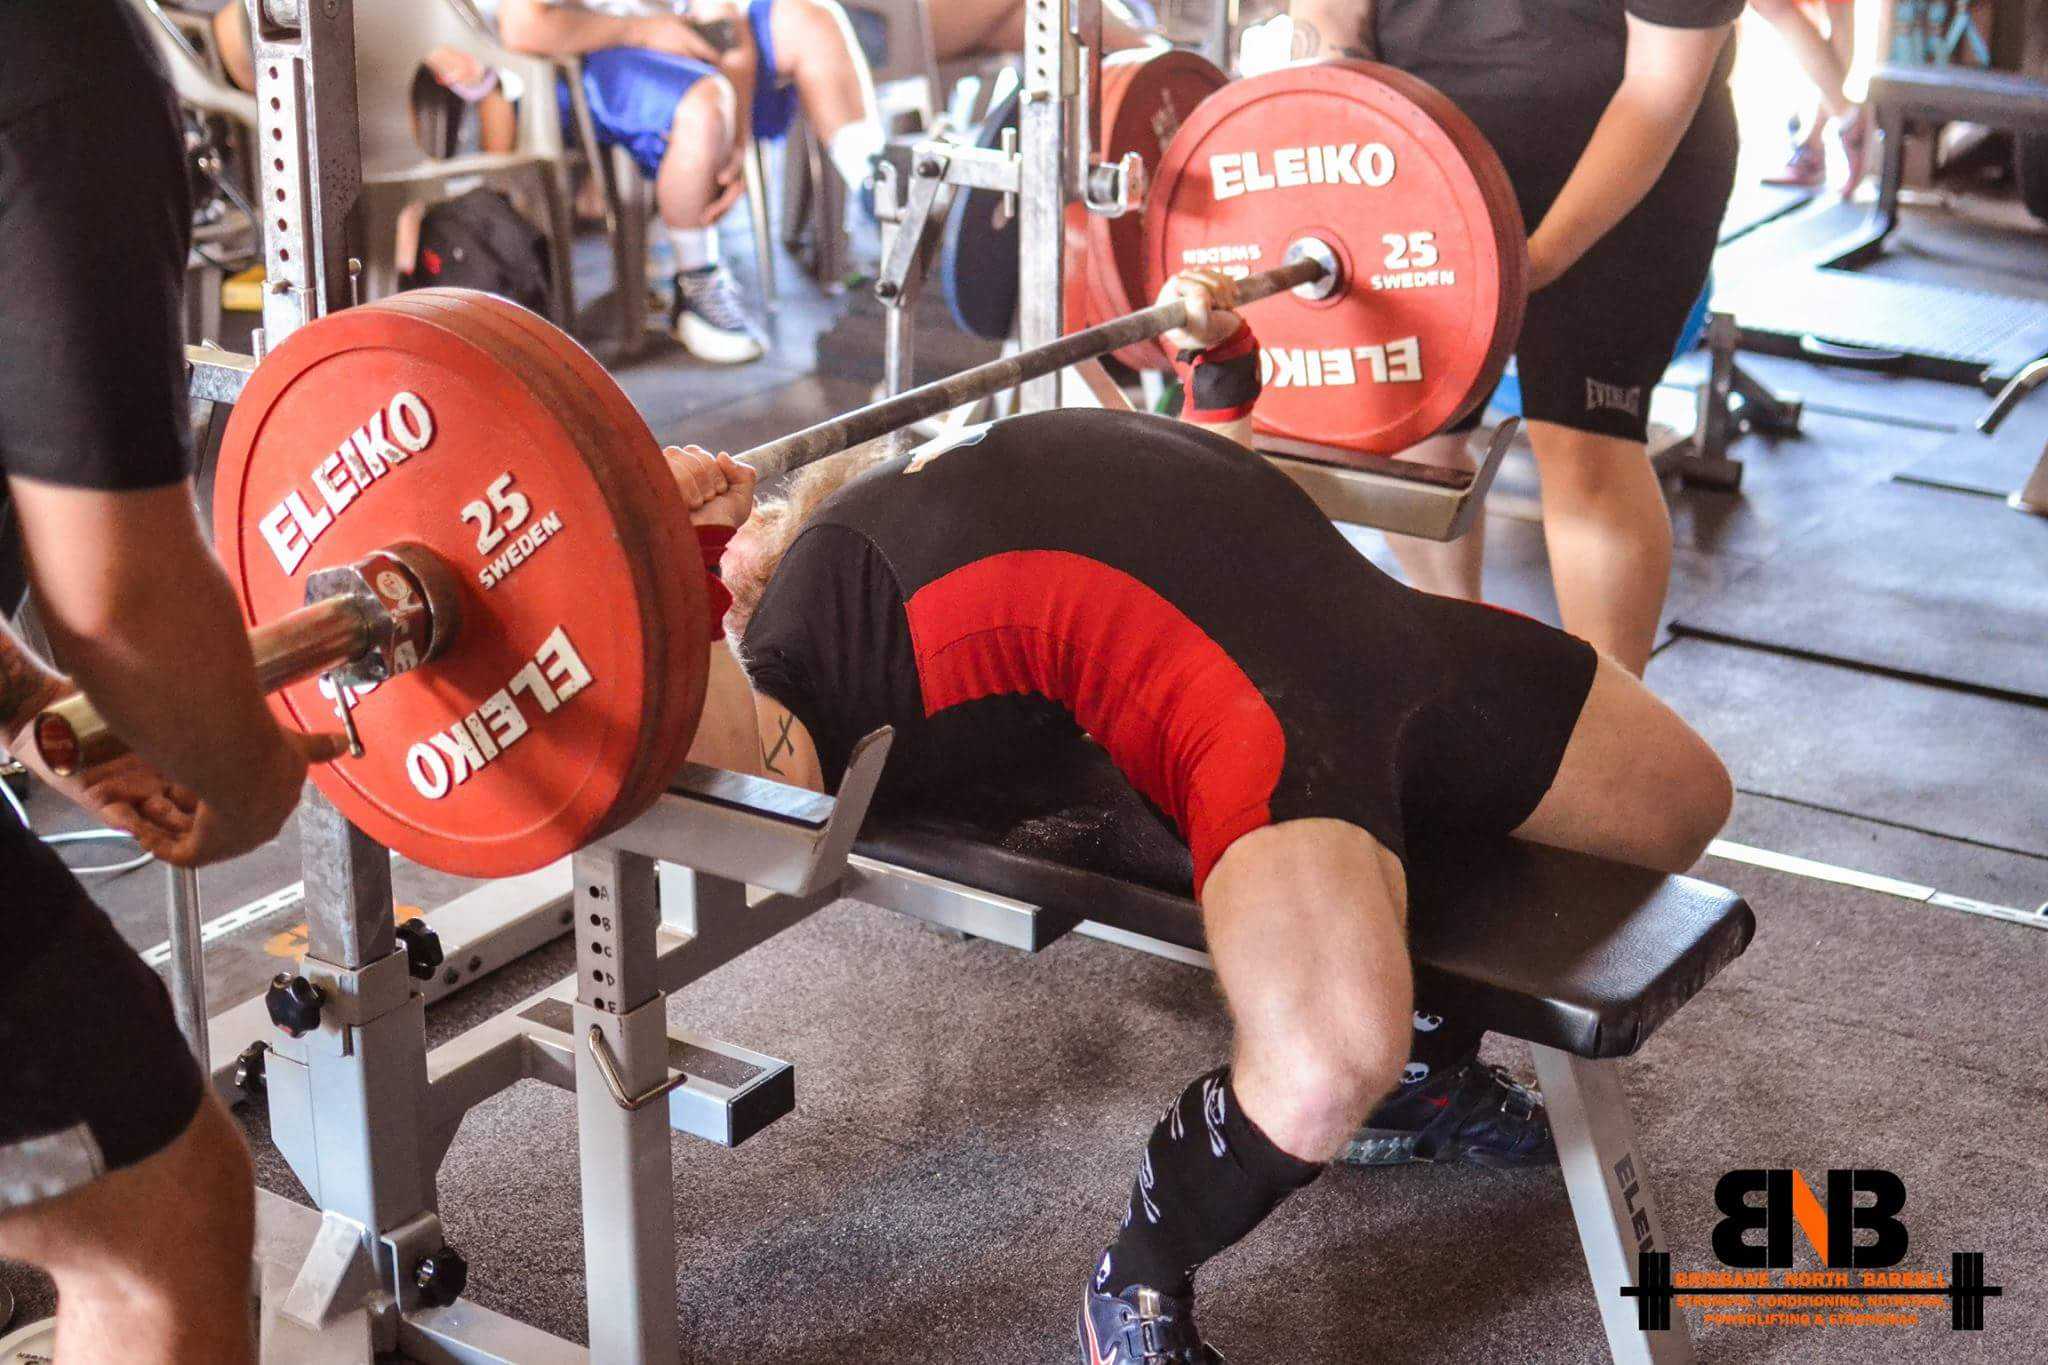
left=666, top=445, right=827, bottom=791
left=8, top=478, right=342, bottom=859
left=1286, top=0, right=1377, bottom=60
left=1523, top=15, right=1732, bottom=290
left=683, top=642, right=823, bottom=789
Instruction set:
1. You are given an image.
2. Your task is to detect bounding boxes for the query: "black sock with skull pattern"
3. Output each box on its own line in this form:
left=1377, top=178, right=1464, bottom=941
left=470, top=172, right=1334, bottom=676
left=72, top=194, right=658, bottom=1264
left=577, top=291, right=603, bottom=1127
left=1396, top=1008, right=1485, bottom=1089
left=1096, top=1067, right=1322, bottom=1300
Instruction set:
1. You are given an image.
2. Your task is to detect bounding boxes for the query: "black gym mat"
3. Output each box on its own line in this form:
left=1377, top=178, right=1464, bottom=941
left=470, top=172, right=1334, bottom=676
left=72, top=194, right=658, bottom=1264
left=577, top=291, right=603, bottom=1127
left=1896, top=394, right=2048, bottom=498
left=1710, top=196, right=2048, bottom=386
left=1665, top=347, right=1985, bottom=432
left=1721, top=792, right=2048, bottom=916
left=1669, top=479, right=2048, bottom=701
left=1716, top=266, right=2048, bottom=386
left=1648, top=639, right=2048, bottom=858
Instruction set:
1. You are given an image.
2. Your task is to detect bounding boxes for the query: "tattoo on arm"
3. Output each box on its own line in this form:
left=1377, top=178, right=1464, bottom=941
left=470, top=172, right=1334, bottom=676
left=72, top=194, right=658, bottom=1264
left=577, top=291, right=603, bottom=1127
left=1289, top=15, right=1374, bottom=61
left=761, top=711, right=795, bottom=776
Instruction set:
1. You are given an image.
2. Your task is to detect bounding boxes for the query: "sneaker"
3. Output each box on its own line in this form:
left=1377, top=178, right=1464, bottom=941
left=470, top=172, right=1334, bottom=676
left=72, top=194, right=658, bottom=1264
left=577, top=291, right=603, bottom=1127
left=669, top=266, right=764, bottom=364
left=1079, top=1284, right=1224, bottom=1365
left=1339, top=1058, right=1556, bottom=1168
left=1761, top=139, right=1825, bottom=189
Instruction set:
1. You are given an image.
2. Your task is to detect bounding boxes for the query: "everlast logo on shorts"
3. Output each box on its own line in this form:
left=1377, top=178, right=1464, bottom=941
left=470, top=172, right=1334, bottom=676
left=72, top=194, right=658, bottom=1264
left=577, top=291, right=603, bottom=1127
left=1585, top=379, right=1643, bottom=418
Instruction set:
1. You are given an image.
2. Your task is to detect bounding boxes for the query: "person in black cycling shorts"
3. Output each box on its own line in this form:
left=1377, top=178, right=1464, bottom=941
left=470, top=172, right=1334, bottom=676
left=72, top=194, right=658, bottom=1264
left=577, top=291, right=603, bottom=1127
left=658, top=269, right=1733, bottom=1363
left=1289, top=0, right=1743, bottom=677
left=1, top=4, right=340, bottom=1359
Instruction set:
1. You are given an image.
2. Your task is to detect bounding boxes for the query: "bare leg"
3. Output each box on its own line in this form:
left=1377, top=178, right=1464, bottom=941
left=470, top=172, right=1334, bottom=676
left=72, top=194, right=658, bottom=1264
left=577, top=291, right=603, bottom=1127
left=0, top=1094, right=256, bottom=1365
left=1202, top=819, right=1412, bottom=1161
left=1381, top=430, right=1486, bottom=600
left=655, top=75, right=738, bottom=229
left=213, top=3, right=255, bottom=93
left=1512, top=653, right=1733, bottom=873
left=1525, top=420, right=1671, bottom=675
left=769, top=0, right=879, bottom=144
left=1750, top=0, right=1855, bottom=124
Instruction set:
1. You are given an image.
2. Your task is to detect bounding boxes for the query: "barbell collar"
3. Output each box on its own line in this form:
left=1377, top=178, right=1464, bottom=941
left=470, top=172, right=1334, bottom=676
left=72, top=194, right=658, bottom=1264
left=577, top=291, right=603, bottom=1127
left=738, top=253, right=1329, bottom=480
left=29, top=545, right=460, bottom=778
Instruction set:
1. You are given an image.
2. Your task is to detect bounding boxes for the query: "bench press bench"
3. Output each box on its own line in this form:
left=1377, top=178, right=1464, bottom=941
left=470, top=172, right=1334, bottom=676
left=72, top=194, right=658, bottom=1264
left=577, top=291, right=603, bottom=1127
left=244, top=740, right=1747, bottom=1363
left=841, top=754, right=1754, bottom=1364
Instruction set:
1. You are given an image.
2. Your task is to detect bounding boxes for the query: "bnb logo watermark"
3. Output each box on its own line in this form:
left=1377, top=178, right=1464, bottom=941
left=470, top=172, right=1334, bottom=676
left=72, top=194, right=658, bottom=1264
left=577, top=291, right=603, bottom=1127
left=1623, top=1168, right=2002, bottom=1334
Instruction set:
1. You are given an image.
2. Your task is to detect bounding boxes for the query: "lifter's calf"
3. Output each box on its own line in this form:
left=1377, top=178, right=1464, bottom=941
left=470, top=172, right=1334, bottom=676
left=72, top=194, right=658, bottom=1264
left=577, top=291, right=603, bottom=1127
left=1092, top=821, right=1410, bottom=1307
left=0, top=1093, right=255, bottom=1365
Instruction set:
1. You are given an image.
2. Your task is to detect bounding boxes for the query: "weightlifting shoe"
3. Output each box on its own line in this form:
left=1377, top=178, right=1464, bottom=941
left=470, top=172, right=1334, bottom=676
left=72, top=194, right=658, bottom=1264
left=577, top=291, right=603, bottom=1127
left=1079, top=1284, right=1224, bottom=1365
left=669, top=266, right=764, bottom=364
left=1339, top=1058, right=1556, bottom=1168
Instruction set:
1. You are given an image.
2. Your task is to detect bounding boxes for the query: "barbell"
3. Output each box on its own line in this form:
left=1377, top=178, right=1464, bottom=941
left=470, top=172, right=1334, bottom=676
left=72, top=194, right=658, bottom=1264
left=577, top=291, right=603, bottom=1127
left=741, top=251, right=1326, bottom=478
left=32, top=59, right=1527, bottom=878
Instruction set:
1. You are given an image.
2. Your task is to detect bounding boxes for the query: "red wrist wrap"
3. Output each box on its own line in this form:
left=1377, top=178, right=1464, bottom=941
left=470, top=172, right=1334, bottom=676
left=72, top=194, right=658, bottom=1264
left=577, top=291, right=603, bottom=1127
left=695, top=523, right=736, bottom=633
left=1173, top=322, right=1261, bottom=423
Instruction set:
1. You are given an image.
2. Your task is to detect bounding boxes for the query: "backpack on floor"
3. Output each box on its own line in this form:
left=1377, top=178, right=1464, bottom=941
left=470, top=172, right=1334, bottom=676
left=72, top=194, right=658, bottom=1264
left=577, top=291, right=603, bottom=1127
left=405, top=187, right=551, bottom=314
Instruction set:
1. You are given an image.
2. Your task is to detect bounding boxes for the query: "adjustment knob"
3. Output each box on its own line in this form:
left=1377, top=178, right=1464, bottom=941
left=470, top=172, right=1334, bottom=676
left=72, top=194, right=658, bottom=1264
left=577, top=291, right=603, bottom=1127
left=413, top=1246, right=469, bottom=1308
left=395, top=919, right=445, bottom=980
left=264, top=974, right=325, bottom=1039
left=233, top=1042, right=269, bottom=1103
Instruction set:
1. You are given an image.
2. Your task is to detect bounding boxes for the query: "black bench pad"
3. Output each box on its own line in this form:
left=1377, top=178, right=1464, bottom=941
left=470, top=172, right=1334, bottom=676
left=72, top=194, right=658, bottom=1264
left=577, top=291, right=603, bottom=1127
left=853, top=813, right=1753, bottom=1061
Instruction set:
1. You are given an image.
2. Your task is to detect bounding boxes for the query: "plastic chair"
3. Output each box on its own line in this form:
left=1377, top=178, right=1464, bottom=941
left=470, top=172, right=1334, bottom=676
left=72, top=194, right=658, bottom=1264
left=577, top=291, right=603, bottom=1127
left=135, top=1, right=260, bottom=128
left=353, top=0, right=575, bottom=322
left=842, top=0, right=946, bottom=132
left=130, top=1, right=262, bottom=341
left=555, top=52, right=779, bottom=358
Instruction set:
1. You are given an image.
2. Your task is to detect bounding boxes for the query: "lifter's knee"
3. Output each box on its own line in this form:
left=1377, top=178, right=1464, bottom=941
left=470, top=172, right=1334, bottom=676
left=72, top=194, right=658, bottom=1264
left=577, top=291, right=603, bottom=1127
left=668, top=74, right=737, bottom=156
left=1238, top=1012, right=1409, bottom=1163
left=1656, top=734, right=1734, bottom=872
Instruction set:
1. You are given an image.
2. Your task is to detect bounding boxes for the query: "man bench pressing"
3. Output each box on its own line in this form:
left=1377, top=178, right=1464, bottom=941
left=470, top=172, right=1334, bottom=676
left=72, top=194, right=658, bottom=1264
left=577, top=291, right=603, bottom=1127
left=664, top=269, right=1732, bottom=1363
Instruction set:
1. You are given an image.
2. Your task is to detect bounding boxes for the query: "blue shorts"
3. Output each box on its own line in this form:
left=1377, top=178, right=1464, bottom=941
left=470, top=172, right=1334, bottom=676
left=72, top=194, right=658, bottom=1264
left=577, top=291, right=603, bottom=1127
left=561, top=0, right=799, bottom=181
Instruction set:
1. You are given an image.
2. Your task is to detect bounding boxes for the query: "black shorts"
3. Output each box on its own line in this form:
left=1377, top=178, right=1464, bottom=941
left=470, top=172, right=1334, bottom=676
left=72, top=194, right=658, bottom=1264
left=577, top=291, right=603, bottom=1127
left=1450, top=87, right=1739, bottom=444
left=0, top=828, right=203, bottom=1213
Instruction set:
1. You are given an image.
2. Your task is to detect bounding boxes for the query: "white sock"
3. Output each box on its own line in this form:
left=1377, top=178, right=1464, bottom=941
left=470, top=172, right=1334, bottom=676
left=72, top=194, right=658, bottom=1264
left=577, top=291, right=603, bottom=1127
left=668, top=225, right=718, bottom=274
left=826, top=120, right=885, bottom=193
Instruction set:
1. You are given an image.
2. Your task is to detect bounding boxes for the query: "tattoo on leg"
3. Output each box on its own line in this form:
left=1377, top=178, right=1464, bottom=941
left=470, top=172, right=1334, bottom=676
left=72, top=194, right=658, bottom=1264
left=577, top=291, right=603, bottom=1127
left=762, top=711, right=795, bottom=775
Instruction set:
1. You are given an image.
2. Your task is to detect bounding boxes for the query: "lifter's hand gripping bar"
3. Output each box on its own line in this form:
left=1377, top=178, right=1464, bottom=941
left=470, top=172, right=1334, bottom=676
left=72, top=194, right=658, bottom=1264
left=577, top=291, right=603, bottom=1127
left=738, top=252, right=1330, bottom=479
left=31, top=543, right=459, bottom=777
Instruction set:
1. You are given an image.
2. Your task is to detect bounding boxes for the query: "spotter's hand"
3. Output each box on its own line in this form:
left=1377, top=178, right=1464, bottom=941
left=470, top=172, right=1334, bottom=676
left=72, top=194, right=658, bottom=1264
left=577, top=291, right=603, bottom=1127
left=665, top=443, right=758, bottom=529
left=1157, top=268, right=1246, bottom=353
